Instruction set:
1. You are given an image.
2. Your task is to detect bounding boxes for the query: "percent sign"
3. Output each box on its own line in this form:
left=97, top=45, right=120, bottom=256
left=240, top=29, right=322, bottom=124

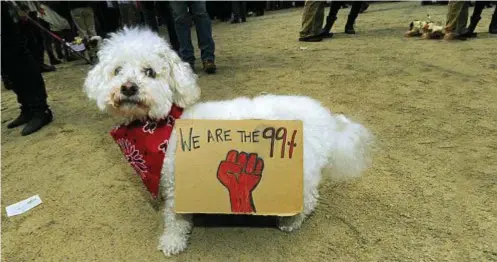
left=262, top=127, right=298, bottom=159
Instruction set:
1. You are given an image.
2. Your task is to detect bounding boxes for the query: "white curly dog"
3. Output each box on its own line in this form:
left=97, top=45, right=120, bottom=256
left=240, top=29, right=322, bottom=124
left=83, top=27, right=375, bottom=257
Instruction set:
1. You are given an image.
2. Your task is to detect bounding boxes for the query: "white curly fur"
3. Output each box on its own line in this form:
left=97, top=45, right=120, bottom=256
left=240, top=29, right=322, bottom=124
left=83, top=27, right=375, bottom=257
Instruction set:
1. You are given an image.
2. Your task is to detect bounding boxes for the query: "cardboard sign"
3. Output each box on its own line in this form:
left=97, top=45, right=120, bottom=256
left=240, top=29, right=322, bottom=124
left=174, top=120, right=303, bottom=216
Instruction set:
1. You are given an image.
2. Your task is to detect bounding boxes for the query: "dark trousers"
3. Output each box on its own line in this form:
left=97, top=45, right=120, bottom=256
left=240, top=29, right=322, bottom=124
left=170, top=1, right=215, bottom=62
left=140, top=1, right=159, bottom=32
left=21, top=14, right=47, bottom=68
left=323, top=0, right=362, bottom=32
left=327, top=1, right=362, bottom=21
left=207, top=1, right=231, bottom=21
left=156, top=1, right=180, bottom=52
left=232, top=1, right=247, bottom=20
left=1, top=2, right=48, bottom=109
left=247, top=1, right=265, bottom=16
left=94, top=2, right=120, bottom=37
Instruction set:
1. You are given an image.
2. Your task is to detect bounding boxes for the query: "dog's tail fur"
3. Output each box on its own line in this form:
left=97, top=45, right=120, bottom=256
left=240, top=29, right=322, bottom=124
left=323, top=115, right=375, bottom=180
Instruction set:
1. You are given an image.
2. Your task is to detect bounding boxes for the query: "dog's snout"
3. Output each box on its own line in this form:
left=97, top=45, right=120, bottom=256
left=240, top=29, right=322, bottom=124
left=120, top=82, right=139, bottom=97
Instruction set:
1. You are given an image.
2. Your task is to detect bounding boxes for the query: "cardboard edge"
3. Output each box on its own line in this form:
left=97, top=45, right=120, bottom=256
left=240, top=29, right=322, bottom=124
left=173, top=210, right=302, bottom=217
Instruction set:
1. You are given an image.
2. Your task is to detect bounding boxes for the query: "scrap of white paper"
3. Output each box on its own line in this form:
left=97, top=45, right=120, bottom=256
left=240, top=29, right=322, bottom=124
left=6, top=195, right=43, bottom=217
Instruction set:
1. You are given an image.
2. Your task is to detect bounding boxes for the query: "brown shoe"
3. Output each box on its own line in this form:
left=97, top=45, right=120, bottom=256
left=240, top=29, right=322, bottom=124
left=203, top=60, right=216, bottom=74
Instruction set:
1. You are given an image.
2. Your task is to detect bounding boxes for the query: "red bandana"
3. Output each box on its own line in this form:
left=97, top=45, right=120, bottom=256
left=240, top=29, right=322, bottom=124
left=110, top=105, right=183, bottom=199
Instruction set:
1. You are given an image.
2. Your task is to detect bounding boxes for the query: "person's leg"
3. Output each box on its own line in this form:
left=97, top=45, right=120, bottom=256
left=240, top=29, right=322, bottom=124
left=119, top=3, right=139, bottom=27
left=322, top=1, right=342, bottom=37
left=157, top=1, right=180, bottom=52
left=52, top=31, right=65, bottom=59
left=455, top=1, right=469, bottom=35
left=345, top=1, right=362, bottom=34
left=232, top=1, right=241, bottom=23
left=1, top=11, right=53, bottom=135
left=463, top=1, right=486, bottom=37
left=26, top=16, right=55, bottom=72
left=170, top=1, right=195, bottom=66
left=240, top=1, right=247, bottom=22
left=118, top=3, right=130, bottom=27
left=299, top=0, right=325, bottom=41
left=70, top=8, right=89, bottom=39
left=189, top=1, right=216, bottom=73
left=444, top=1, right=467, bottom=39
left=43, top=30, right=61, bottom=65
left=84, top=7, right=98, bottom=38
left=490, top=5, right=497, bottom=34
left=141, top=1, right=159, bottom=32
left=255, top=1, right=265, bottom=16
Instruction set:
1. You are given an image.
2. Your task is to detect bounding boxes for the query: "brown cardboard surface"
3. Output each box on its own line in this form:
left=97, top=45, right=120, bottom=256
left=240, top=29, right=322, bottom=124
left=174, top=120, right=303, bottom=216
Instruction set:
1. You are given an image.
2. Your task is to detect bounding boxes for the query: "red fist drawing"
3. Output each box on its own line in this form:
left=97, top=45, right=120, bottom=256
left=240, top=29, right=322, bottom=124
left=217, top=150, right=264, bottom=213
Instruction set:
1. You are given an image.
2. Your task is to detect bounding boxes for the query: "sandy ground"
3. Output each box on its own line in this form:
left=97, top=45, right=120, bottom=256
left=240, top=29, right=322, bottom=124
left=2, top=2, right=497, bottom=261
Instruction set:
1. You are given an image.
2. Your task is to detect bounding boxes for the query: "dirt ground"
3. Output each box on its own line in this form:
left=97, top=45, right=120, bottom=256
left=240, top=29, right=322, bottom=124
left=2, top=2, right=497, bottom=261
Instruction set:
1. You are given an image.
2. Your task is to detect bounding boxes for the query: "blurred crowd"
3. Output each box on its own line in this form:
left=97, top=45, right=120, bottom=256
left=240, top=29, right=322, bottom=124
left=1, top=1, right=496, bottom=137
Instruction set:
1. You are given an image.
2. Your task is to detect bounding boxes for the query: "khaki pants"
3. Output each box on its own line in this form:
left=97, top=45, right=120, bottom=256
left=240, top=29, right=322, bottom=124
left=299, top=1, right=325, bottom=38
left=445, top=1, right=469, bottom=34
left=70, top=7, right=97, bottom=40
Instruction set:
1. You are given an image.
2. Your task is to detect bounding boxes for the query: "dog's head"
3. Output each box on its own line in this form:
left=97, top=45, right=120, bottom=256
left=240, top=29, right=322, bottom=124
left=83, top=27, right=200, bottom=121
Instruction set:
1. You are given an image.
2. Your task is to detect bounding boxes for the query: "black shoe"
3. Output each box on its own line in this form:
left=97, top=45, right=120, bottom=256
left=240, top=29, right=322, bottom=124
left=298, top=35, right=323, bottom=42
left=345, top=24, right=356, bottom=34
left=7, top=107, right=32, bottom=129
left=2, top=78, right=14, bottom=90
left=50, top=58, right=62, bottom=65
left=319, top=30, right=333, bottom=38
left=21, top=109, right=53, bottom=136
left=41, top=64, right=56, bottom=73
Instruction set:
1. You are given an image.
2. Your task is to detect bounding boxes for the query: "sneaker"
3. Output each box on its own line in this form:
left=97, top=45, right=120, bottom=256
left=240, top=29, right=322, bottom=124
left=202, top=60, right=217, bottom=74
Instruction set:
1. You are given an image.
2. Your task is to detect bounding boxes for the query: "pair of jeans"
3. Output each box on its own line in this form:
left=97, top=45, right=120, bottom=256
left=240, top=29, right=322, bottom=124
left=169, top=1, right=215, bottom=63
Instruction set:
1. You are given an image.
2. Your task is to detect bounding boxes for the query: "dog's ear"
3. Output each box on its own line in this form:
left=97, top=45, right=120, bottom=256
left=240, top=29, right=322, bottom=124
left=83, top=61, right=107, bottom=111
left=168, top=57, right=201, bottom=108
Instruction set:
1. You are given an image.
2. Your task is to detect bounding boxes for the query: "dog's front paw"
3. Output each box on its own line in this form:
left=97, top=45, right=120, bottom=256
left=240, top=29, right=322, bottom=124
left=158, top=232, right=188, bottom=257
left=278, top=215, right=304, bottom=232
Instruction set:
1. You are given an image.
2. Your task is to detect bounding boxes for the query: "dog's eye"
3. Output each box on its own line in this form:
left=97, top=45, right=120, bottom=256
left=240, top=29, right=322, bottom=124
left=114, top=67, right=122, bottom=76
left=144, top=67, right=156, bottom=79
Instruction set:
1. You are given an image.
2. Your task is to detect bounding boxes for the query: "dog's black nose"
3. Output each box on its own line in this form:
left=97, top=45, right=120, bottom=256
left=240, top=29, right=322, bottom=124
left=121, top=82, right=139, bottom=97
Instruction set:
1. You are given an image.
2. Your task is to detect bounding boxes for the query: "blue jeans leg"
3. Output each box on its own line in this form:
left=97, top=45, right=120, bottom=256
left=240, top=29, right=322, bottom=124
left=190, top=1, right=216, bottom=62
left=169, top=1, right=195, bottom=63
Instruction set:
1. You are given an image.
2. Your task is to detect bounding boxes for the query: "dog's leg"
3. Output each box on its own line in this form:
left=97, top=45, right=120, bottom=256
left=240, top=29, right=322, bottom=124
left=158, top=195, right=193, bottom=256
left=278, top=172, right=319, bottom=232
